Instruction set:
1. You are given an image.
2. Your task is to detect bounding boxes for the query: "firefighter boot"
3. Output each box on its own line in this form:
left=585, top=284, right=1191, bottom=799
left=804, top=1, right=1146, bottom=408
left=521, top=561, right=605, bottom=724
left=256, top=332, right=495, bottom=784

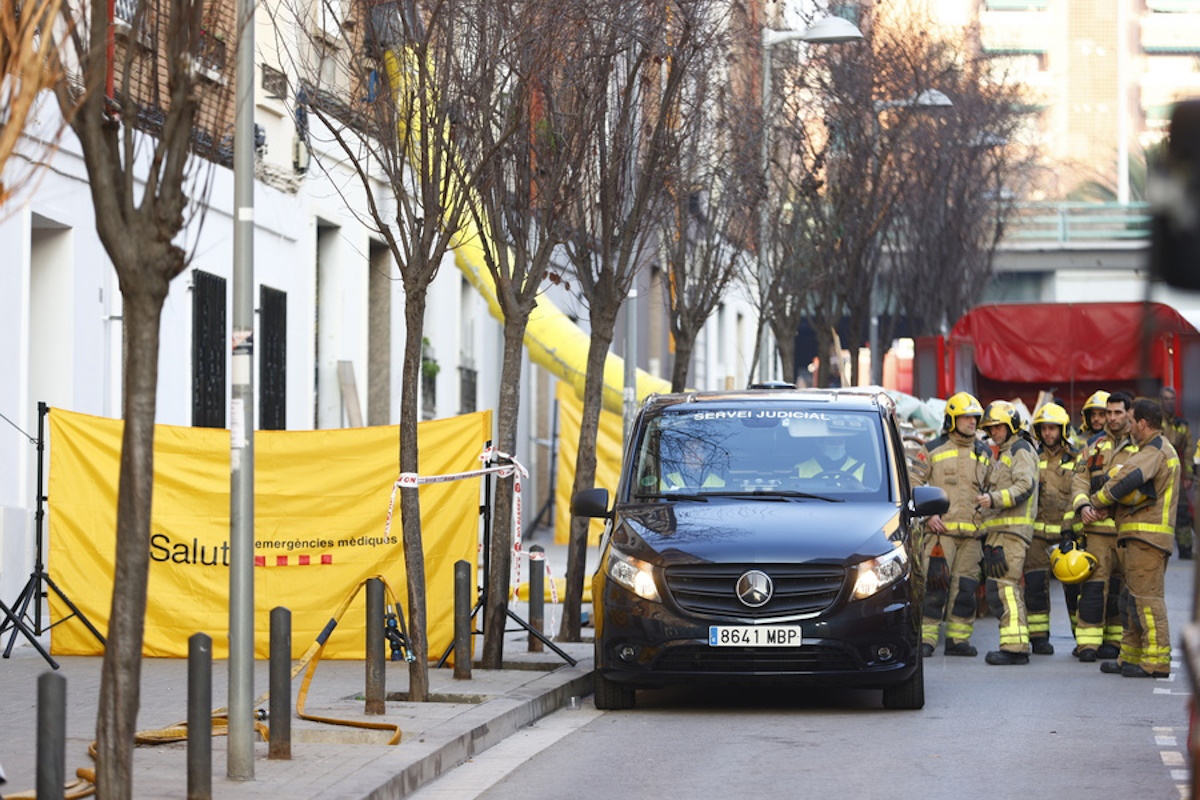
left=944, top=640, right=978, bottom=657
left=985, top=650, right=1030, bottom=665
left=1031, top=637, right=1054, bottom=655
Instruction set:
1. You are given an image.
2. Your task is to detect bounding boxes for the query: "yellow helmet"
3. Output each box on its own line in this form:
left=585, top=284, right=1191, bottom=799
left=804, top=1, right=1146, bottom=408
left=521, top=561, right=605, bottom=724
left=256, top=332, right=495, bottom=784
left=943, top=391, right=983, bottom=432
left=982, top=400, right=1022, bottom=435
left=1081, top=390, right=1111, bottom=427
left=1032, top=403, right=1070, bottom=442
left=1051, top=544, right=1098, bottom=584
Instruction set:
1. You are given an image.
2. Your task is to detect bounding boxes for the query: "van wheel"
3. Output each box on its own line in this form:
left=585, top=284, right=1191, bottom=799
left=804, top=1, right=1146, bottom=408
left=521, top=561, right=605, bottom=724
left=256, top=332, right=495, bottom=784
left=593, top=671, right=636, bottom=710
left=882, top=653, right=925, bottom=710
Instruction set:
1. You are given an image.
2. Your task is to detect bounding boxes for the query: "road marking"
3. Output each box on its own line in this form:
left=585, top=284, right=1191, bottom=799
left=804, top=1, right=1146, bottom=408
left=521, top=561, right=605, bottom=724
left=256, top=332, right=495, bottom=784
left=1153, top=726, right=1189, bottom=799
left=407, top=703, right=603, bottom=799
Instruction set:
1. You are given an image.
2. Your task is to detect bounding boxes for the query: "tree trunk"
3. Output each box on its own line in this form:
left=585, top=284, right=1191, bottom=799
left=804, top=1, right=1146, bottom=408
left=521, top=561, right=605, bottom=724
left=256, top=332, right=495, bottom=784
left=481, top=313, right=531, bottom=668
left=813, top=326, right=835, bottom=388
left=400, top=283, right=430, bottom=701
left=670, top=330, right=693, bottom=392
left=558, top=309, right=618, bottom=642
left=96, top=283, right=167, bottom=800
left=777, top=333, right=797, bottom=386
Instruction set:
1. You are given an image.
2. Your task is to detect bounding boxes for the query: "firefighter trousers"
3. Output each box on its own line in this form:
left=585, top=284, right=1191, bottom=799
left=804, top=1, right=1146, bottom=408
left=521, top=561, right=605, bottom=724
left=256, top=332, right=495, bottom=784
left=922, top=533, right=981, bottom=647
left=984, top=531, right=1031, bottom=653
left=1074, top=533, right=1123, bottom=654
left=1117, top=539, right=1172, bottom=674
left=1023, top=536, right=1054, bottom=642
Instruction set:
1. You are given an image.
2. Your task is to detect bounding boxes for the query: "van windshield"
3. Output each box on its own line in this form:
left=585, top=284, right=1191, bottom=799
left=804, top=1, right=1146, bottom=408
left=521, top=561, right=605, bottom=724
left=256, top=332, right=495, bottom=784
left=629, top=405, right=890, bottom=502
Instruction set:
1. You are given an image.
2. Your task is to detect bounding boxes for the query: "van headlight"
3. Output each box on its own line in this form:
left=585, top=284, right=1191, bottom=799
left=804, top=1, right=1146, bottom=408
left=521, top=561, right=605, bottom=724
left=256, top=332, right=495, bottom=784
left=852, top=546, right=908, bottom=600
left=605, top=548, right=661, bottom=602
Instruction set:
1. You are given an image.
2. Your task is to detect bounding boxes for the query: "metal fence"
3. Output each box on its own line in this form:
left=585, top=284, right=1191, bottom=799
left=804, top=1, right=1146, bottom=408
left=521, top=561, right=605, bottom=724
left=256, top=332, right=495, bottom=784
left=1002, top=202, right=1152, bottom=244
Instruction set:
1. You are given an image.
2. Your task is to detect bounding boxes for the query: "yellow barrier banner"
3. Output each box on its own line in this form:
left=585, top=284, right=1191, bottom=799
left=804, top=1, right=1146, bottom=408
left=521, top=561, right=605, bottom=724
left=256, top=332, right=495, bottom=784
left=47, top=408, right=491, bottom=659
left=553, top=381, right=623, bottom=546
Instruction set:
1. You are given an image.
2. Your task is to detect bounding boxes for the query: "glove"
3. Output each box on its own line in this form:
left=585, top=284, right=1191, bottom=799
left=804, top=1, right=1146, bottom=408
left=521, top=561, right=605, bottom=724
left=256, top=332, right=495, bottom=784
left=1058, top=531, right=1075, bottom=553
left=981, top=543, right=1008, bottom=578
left=927, top=542, right=950, bottom=591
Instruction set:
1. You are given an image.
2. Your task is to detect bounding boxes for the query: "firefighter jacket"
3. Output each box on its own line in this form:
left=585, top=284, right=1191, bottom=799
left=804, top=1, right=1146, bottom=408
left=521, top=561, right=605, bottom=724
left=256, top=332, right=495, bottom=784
left=1036, top=441, right=1078, bottom=540
left=980, top=433, right=1039, bottom=544
left=910, top=429, right=991, bottom=538
left=1071, top=429, right=1125, bottom=537
left=1163, top=412, right=1193, bottom=479
left=1091, top=431, right=1181, bottom=554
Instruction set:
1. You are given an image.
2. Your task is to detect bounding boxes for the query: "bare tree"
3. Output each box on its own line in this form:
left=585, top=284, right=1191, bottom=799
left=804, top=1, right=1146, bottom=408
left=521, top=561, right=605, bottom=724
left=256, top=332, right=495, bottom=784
left=879, top=26, right=1037, bottom=338
left=461, top=0, right=606, bottom=667
left=40, top=0, right=233, bottom=794
left=270, top=0, right=507, bottom=697
left=657, top=19, right=750, bottom=393
left=559, top=0, right=719, bottom=641
left=0, top=0, right=67, bottom=207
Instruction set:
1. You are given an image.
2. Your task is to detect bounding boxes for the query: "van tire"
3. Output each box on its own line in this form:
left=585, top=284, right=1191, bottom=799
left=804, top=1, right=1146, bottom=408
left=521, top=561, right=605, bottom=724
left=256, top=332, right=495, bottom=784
left=882, top=652, right=925, bottom=710
left=593, top=671, right=636, bottom=710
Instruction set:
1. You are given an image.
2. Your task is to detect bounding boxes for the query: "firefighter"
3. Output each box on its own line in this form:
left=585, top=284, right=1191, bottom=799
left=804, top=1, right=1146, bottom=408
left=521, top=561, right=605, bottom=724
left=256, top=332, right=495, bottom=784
left=1028, top=403, right=1079, bottom=655
left=976, top=400, right=1039, bottom=665
left=1158, top=386, right=1194, bottom=559
left=1070, top=390, right=1110, bottom=450
left=910, top=391, right=991, bottom=657
left=1084, top=398, right=1180, bottom=678
left=1069, top=390, right=1134, bottom=662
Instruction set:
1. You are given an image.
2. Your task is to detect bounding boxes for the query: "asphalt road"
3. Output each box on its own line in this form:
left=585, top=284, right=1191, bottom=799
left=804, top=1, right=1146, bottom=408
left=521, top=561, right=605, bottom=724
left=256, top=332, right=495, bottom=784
left=419, top=557, right=1197, bottom=800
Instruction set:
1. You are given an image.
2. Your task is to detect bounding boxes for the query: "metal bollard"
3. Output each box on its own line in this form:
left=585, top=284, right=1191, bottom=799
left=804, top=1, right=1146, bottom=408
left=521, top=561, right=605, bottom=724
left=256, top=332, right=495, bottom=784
left=37, top=671, right=66, bottom=800
left=528, top=545, right=545, bottom=653
left=187, top=633, right=212, bottom=799
left=365, top=578, right=385, bottom=714
left=269, top=608, right=291, bottom=760
left=453, top=560, right=472, bottom=679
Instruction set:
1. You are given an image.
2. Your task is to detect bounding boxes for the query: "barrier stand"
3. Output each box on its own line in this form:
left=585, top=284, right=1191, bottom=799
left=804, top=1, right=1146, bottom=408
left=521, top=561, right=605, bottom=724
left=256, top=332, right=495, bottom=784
left=430, top=446, right=576, bottom=667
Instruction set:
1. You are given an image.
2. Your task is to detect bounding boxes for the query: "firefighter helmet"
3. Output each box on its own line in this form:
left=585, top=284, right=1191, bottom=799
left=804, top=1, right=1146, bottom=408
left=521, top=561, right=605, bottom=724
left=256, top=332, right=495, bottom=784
left=1081, top=390, right=1111, bottom=427
left=1050, top=543, right=1098, bottom=584
left=1032, top=403, right=1070, bottom=442
left=982, top=400, right=1023, bottom=435
left=943, top=391, right=983, bottom=432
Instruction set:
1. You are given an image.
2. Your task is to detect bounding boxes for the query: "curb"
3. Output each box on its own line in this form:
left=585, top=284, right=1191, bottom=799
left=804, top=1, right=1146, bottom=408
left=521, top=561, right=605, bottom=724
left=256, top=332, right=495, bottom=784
left=366, top=661, right=594, bottom=799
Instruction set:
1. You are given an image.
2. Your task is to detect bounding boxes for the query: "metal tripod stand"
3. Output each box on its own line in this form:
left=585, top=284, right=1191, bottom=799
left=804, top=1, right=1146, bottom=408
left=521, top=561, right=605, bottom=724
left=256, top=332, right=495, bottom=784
left=436, top=445, right=575, bottom=667
left=0, top=403, right=105, bottom=669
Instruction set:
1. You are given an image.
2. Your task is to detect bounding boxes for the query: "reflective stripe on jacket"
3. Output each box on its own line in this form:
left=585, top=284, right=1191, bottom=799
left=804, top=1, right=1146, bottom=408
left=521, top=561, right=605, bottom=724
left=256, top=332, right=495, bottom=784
left=981, top=435, right=1038, bottom=543
left=910, top=430, right=991, bottom=536
left=1092, top=433, right=1180, bottom=553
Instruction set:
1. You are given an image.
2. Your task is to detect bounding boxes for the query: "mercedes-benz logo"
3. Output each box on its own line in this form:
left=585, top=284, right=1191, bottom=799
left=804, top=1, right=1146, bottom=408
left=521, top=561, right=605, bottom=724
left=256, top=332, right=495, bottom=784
left=736, top=570, right=773, bottom=608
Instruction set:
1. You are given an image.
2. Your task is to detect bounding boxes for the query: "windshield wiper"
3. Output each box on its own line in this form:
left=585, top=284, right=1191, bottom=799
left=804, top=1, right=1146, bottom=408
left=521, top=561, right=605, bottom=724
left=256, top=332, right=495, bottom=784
left=703, top=489, right=845, bottom=503
left=632, top=491, right=710, bottom=502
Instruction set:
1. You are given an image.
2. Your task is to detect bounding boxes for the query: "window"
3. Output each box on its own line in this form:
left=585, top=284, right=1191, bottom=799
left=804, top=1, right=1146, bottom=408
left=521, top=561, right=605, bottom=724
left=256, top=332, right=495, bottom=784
left=192, top=270, right=226, bottom=428
left=260, top=285, right=287, bottom=430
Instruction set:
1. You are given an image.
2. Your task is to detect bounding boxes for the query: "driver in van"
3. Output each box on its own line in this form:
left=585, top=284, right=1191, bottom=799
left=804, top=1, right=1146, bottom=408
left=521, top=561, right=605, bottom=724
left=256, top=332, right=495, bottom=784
left=796, top=434, right=867, bottom=482
left=661, top=436, right=726, bottom=490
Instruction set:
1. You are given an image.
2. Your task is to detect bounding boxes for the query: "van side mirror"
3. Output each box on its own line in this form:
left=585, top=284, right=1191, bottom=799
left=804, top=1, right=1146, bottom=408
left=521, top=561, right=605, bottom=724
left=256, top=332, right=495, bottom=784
left=571, top=487, right=610, bottom=519
left=1151, top=101, right=1200, bottom=290
left=910, top=486, right=950, bottom=517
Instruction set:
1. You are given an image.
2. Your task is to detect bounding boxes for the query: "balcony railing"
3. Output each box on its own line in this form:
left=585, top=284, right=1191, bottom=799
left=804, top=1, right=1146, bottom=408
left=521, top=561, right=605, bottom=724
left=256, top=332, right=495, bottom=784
left=1001, top=202, right=1152, bottom=244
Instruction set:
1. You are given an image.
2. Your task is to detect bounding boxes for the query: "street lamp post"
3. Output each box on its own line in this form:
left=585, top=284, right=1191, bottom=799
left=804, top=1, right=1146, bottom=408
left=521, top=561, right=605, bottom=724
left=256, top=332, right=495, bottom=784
left=758, top=17, right=863, bottom=384
left=867, top=89, right=953, bottom=387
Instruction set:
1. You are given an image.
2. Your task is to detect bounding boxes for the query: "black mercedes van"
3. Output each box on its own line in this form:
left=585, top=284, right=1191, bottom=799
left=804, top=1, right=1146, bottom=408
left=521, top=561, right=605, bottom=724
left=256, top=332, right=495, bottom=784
left=573, top=386, right=948, bottom=710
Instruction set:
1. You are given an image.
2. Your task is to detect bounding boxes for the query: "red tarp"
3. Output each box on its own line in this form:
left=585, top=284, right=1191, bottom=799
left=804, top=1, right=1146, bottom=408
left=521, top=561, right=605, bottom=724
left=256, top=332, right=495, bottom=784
left=948, top=302, right=1198, bottom=384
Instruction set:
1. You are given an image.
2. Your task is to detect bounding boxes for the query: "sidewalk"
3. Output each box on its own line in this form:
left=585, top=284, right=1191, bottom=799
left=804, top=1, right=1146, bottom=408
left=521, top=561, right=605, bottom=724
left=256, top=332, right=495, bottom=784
left=0, top=533, right=595, bottom=799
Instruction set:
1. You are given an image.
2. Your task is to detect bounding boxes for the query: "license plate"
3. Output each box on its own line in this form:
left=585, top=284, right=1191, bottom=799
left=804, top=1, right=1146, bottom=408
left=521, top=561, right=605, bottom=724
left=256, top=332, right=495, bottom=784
left=708, top=625, right=802, bottom=647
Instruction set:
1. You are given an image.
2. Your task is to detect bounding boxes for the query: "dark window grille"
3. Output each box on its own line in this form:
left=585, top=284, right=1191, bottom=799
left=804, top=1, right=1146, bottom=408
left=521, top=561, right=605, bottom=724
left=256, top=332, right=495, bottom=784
left=263, top=64, right=288, bottom=99
left=260, top=286, right=287, bottom=430
left=459, top=366, right=477, bottom=414
left=192, top=270, right=226, bottom=428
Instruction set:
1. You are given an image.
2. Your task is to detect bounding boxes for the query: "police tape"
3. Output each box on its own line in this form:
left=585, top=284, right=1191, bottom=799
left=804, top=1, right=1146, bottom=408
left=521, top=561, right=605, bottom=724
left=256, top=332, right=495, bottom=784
left=383, top=446, right=557, bottom=606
